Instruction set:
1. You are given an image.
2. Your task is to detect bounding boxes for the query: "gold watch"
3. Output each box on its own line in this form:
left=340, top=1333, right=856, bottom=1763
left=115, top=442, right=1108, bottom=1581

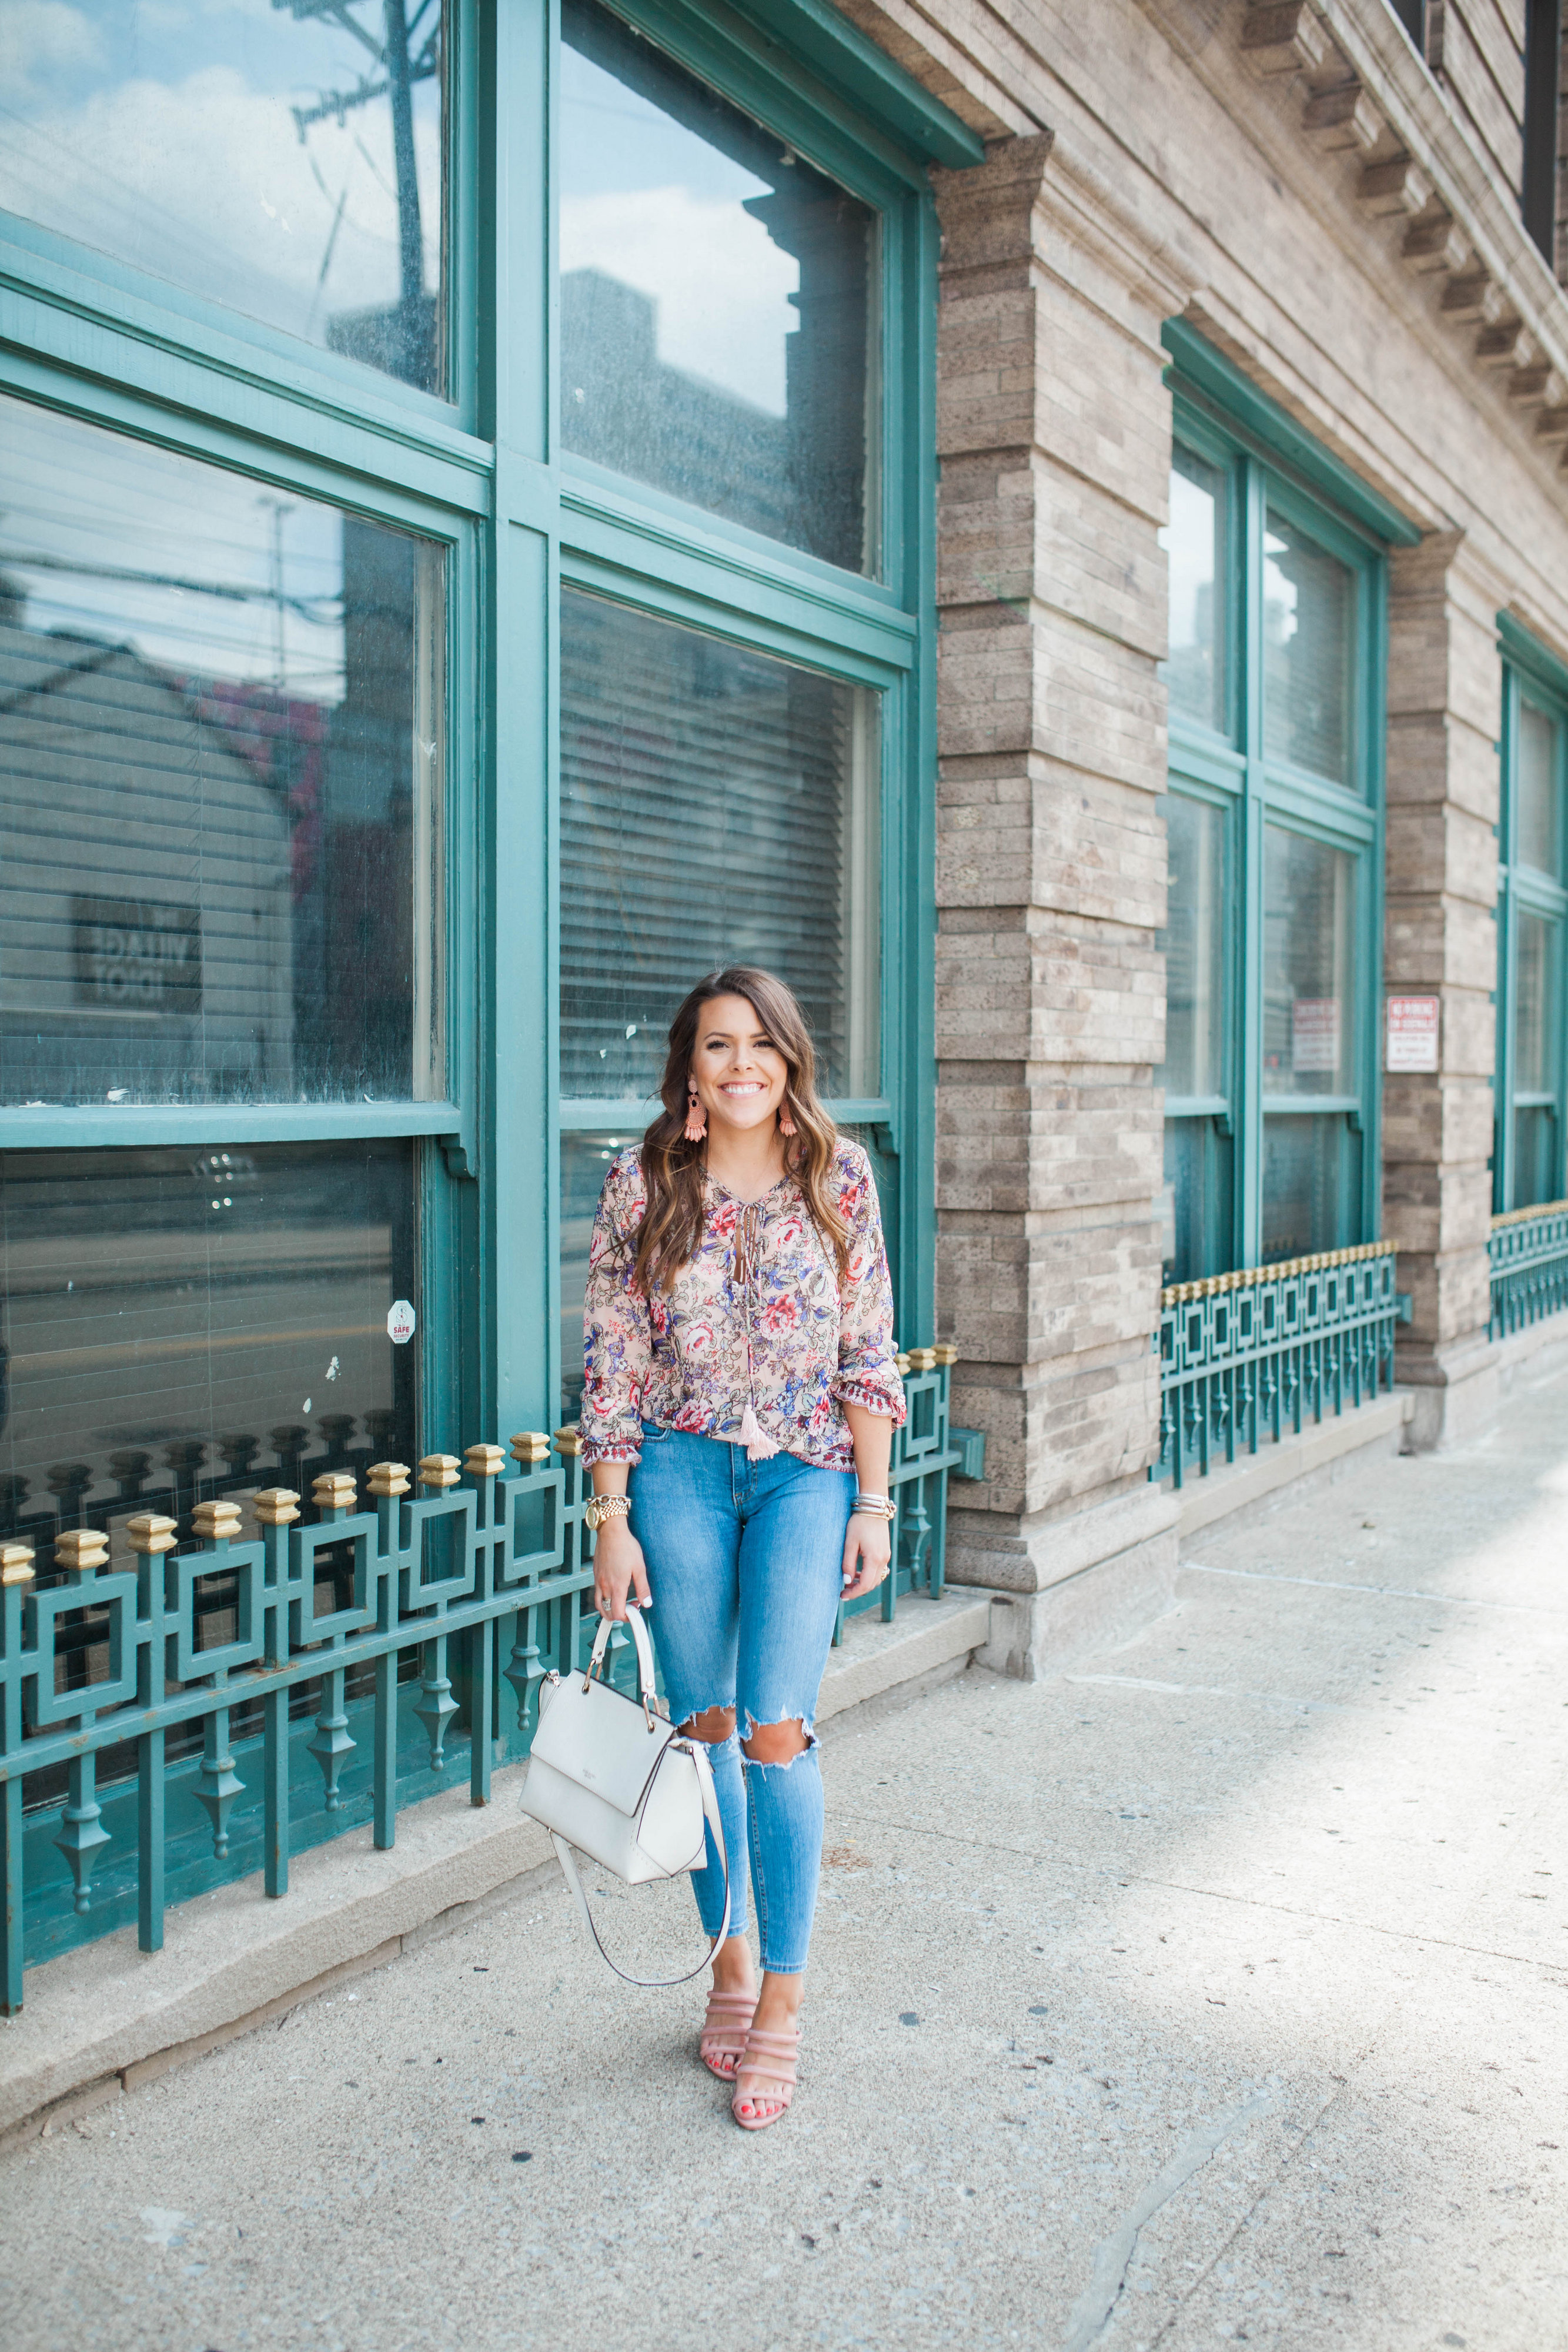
left=584, top=1494, right=631, bottom=1531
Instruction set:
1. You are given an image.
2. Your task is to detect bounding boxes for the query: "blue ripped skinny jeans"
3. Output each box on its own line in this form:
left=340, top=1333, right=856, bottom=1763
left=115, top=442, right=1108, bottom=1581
left=627, top=1425, right=853, bottom=1976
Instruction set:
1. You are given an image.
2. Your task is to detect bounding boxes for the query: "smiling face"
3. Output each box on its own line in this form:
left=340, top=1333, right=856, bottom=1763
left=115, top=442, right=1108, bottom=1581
left=691, top=993, right=790, bottom=1138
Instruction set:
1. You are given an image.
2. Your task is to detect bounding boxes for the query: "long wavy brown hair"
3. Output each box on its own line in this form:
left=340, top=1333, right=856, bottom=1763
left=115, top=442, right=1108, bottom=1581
left=633, top=967, right=848, bottom=1295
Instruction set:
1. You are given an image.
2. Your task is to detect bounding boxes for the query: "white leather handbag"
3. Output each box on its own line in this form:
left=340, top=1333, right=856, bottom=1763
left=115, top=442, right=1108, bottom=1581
left=521, top=1606, right=729, bottom=1985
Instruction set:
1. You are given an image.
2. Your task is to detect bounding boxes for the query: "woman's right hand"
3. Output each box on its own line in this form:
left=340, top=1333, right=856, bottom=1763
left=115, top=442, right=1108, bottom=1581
left=592, top=1518, right=651, bottom=1622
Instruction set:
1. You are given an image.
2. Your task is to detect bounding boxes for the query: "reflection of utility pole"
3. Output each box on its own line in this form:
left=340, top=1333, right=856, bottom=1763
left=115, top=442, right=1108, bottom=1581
left=257, top=497, right=296, bottom=688
left=278, top=0, right=440, bottom=381
left=383, top=0, right=423, bottom=329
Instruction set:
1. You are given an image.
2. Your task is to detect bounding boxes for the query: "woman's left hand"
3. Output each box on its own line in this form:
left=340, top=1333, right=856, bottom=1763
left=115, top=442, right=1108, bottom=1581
left=840, top=1508, right=894, bottom=1601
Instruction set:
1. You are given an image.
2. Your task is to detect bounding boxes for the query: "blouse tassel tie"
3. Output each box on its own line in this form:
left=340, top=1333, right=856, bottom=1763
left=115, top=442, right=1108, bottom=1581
left=735, top=1203, right=781, bottom=1462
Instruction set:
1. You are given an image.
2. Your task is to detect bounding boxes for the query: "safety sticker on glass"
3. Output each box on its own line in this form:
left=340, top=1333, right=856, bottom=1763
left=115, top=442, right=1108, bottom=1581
left=387, top=1299, right=417, bottom=1346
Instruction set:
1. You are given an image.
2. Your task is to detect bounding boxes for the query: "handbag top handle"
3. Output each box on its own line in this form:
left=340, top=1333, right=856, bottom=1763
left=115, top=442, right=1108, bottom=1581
left=586, top=1605, right=658, bottom=1710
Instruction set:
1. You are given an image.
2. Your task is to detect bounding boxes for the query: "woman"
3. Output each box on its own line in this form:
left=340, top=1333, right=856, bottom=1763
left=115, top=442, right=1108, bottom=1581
left=580, top=966, right=905, bottom=2132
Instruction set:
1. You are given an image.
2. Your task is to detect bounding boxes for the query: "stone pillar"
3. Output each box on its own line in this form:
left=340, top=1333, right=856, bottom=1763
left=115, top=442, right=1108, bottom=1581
left=1382, top=533, right=1501, bottom=1443
left=930, top=136, right=1186, bottom=1673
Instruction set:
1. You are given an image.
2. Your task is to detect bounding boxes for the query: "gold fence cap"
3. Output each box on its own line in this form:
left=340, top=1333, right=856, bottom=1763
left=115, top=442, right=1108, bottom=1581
left=893, top=1352, right=910, bottom=1374
left=253, top=1487, right=301, bottom=1526
left=55, top=1528, right=108, bottom=1575
left=1492, top=1197, right=1568, bottom=1230
left=418, top=1454, right=462, bottom=1489
left=552, top=1429, right=584, bottom=1458
left=313, top=1471, right=357, bottom=1509
left=0, top=1543, right=35, bottom=1585
left=510, top=1431, right=551, bottom=1464
left=192, top=1501, right=243, bottom=1543
left=931, top=1342, right=959, bottom=1366
left=126, top=1512, right=178, bottom=1556
left=367, top=1461, right=412, bottom=1498
left=905, top=1347, right=937, bottom=1371
left=1161, top=1236, right=1399, bottom=1309
left=464, top=1443, right=507, bottom=1479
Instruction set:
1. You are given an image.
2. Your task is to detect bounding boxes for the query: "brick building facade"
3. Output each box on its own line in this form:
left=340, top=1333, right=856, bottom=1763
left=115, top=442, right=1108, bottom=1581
left=866, top=0, right=1568, bottom=1658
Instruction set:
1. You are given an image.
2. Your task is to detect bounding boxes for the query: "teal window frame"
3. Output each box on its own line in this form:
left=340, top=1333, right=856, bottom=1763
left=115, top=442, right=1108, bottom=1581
left=1160, top=325, right=1410, bottom=1277
left=0, top=0, right=979, bottom=1456
left=1494, top=617, right=1568, bottom=1211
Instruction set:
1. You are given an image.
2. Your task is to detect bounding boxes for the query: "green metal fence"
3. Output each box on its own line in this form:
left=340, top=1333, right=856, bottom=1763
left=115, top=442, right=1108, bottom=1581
left=1154, top=1244, right=1400, bottom=1489
left=1489, top=1201, right=1568, bottom=1338
left=0, top=1348, right=967, bottom=2012
left=836, top=1344, right=968, bottom=1629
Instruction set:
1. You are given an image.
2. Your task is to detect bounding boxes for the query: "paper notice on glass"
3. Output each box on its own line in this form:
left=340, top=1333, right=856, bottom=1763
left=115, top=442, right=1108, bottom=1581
left=1291, top=997, right=1339, bottom=1074
left=1385, top=994, right=1440, bottom=1073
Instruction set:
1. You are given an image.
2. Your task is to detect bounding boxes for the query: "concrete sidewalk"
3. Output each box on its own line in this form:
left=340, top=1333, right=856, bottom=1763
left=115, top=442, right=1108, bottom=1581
left=3, top=1352, right=1567, bottom=2350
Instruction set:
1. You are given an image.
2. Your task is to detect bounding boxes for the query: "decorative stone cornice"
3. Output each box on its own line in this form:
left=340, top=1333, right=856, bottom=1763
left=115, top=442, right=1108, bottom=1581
left=932, top=129, right=1055, bottom=282
left=935, top=124, right=1196, bottom=324
left=1237, top=0, right=1568, bottom=483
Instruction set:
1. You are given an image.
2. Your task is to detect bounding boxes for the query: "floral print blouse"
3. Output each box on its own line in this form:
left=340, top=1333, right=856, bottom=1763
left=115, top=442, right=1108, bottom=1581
left=579, top=1140, right=905, bottom=1472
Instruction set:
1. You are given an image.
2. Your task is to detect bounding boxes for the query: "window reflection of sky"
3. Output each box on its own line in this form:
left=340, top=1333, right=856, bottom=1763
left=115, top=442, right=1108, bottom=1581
left=560, top=40, right=798, bottom=417
left=1263, top=527, right=1297, bottom=646
left=1262, top=514, right=1351, bottom=785
left=1160, top=452, right=1222, bottom=732
left=1164, top=466, right=1215, bottom=654
left=0, top=1, right=441, bottom=370
left=0, top=396, right=345, bottom=702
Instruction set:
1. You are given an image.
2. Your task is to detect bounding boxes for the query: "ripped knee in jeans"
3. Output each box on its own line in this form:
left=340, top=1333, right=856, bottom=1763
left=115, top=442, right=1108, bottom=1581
left=740, top=1715, right=814, bottom=1768
left=678, top=1704, right=737, bottom=1745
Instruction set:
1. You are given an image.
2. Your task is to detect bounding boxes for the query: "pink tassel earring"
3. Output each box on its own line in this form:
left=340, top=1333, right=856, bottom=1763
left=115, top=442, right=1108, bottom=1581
left=684, top=1078, right=707, bottom=1143
left=778, top=1098, right=797, bottom=1137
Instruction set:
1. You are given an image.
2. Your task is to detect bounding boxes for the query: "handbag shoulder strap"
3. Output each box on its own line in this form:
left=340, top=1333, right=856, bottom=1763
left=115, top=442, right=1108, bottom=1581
left=549, top=1738, right=730, bottom=1989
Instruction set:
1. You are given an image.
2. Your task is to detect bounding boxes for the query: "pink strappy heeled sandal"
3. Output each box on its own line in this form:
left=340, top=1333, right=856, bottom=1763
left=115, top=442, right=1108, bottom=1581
left=699, top=1989, right=757, bottom=2081
left=730, top=2020, right=800, bottom=2130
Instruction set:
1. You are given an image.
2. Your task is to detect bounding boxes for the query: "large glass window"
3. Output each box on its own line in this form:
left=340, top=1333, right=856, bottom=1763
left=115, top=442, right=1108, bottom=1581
left=1262, top=828, right=1355, bottom=1099
left=1512, top=911, right=1557, bottom=1203
left=1261, top=817, right=1360, bottom=1260
left=1262, top=510, right=1353, bottom=786
left=1162, top=447, right=1226, bottom=734
left=1162, top=794, right=1228, bottom=1098
left=1161, top=407, right=1380, bottom=1280
left=1517, top=699, right=1560, bottom=877
left=1156, top=791, right=1231, bottom=1281
left=1261, top=1113, right=1362, bottom=1264
left=0, top=395, right=445, bottom=1108
left=559, top=590, right=879, bottom=1102
left=0, top=1140, right=416, bottom=1562
left=559, top=0, right=878, bottom=572
left=1496, top=662, right=1568, bottom=1212
left=0, top=2, right=447, bottom=395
